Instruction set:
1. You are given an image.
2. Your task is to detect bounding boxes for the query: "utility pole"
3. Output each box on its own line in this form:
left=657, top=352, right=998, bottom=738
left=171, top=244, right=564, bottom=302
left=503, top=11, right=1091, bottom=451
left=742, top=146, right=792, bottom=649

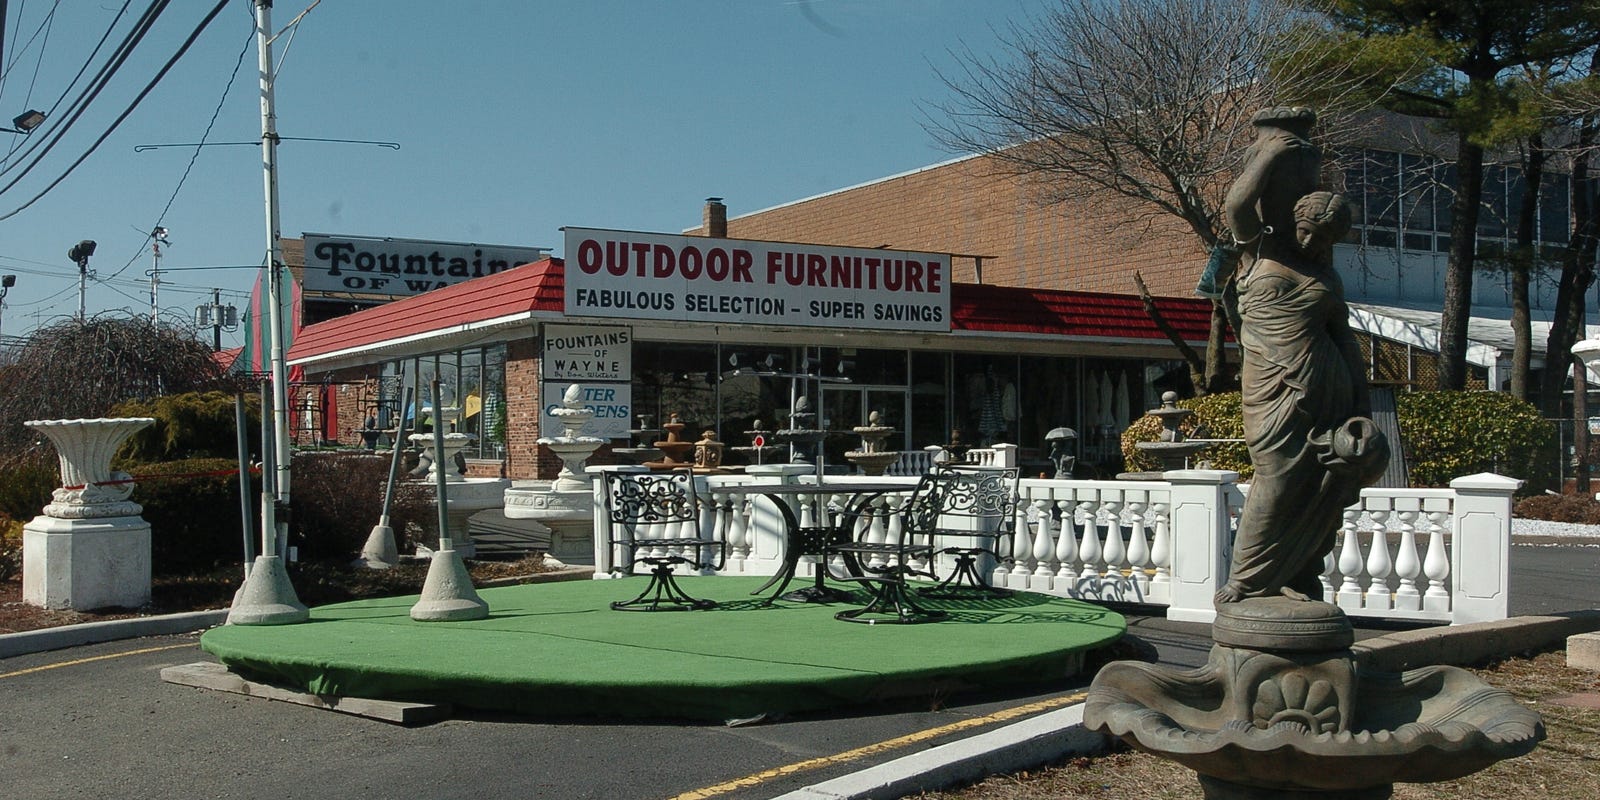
left=68, top=240, right=96, bottom=320
left=258, top=0, right=291, bottom=518
left=228, top=0, right=308, bottom=625
left=148, top=226, right=169, bottom=323
left=195, top=288, right=237, bottom=352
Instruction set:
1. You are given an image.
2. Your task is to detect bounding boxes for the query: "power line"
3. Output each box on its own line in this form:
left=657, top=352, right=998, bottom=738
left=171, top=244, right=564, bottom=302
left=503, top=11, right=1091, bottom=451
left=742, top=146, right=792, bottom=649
left=0, top=0, right=137, bottom=181
left=105, top=19, right=254, bottom=282
left=0, top=0, right=230, bottom=221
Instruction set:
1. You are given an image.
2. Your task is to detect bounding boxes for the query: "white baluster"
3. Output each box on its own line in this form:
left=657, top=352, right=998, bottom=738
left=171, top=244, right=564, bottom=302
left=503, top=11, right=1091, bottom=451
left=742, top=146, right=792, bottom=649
left=1364, top=508, right=1394, bottom=611
left=1392, top=508, right=1422, bottom=611
left=1031, top=499, right=1057, bottom=588
left=1100, top=497, right=1126, bottom=599
left=1056, top=499, right=1080, bottom=585
left=1422, top=508, right=1452, bottom=613
left=1335, top=508, right=1364, bottom=611
left=881, top=494, right=913, bottom=572
left=1006, top=498, right=1032, bottom=589
left=1148, top=501, right=1171, bottom=592
left=1077, top=496, right=1104, bottom=595
left=727, top=489, right=750, bottom=565
left=1124, top=498, right=1150, bottom=599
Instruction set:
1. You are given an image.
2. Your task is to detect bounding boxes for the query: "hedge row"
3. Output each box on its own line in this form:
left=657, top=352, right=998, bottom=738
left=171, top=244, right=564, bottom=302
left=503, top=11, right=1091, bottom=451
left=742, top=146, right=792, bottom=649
left=1121, top=390, right=1555, bottom=494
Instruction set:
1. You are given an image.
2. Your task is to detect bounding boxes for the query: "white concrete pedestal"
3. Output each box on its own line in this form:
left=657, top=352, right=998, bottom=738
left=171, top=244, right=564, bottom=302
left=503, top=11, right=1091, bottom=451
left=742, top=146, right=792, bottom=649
left=503, top=481, right=595, bottom=565
left=418, top=477, right=510, bottom=560
left=22, top=515, right=151, bottom=610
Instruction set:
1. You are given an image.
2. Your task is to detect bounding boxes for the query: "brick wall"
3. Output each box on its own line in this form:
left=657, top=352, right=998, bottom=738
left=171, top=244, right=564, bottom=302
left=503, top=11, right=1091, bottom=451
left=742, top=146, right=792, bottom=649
left=691, top=154, right=1209, bottom=298
left=504, top=336, right=554, bottom=479
left=327, top=366, right=383, bottom=447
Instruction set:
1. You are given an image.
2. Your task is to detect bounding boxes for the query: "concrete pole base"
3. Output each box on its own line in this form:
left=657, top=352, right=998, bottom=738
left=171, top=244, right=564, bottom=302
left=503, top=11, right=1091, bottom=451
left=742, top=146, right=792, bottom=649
left=355, top=522, right=399, bottom=569
left=227, top=555, right=309, bottom=625
left=410, top=548, right=489, bottom=621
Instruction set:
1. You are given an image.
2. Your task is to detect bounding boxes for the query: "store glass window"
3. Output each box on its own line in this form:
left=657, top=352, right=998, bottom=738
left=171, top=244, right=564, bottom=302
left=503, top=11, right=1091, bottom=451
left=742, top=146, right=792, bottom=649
left=633, top=341, right=718, bottom=437
left=389, top=344, right=507, bottom=459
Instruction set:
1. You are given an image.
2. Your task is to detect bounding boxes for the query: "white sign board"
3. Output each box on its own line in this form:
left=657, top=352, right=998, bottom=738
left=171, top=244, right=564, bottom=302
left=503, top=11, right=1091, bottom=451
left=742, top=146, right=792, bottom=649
left=301, top=233, right=550, bottom=297
left=563, top=227, right=951, bottom=332
left=541, top=324, right=631, bottom=381
left=541, top=381, right=631, bottom=440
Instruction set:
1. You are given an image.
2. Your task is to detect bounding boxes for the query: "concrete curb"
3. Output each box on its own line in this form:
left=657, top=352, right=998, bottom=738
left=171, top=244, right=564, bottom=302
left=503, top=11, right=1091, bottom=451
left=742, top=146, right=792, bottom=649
left=774, top=611, right=1600, bottom=800
left=1353, top=609, right=1600, bottom=672
left=0, top=609, right=228, bottom=659
left=771, top=705, right=1104, bottom=800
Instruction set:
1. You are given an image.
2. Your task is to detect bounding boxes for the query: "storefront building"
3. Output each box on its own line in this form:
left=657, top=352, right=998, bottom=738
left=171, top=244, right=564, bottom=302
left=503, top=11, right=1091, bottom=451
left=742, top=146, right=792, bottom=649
left=286, top=227, right=1216, bottom=481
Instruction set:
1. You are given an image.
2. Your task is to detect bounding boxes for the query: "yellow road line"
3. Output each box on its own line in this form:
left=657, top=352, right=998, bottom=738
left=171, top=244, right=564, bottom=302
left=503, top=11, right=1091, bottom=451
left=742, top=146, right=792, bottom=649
left=0, top=642, right=195, bottom=680
left=668, top=690, right=1090, bottom=800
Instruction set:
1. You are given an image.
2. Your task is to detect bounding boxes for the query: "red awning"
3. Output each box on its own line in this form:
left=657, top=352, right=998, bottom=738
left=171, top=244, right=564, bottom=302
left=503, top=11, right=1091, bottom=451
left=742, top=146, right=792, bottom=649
left=289, top=257, right=1218, bottom=364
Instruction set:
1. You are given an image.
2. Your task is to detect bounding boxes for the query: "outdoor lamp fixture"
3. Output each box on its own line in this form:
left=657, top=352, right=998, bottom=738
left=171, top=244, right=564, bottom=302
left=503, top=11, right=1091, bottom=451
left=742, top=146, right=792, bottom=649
left=0, top=109, right=46, bottom=134
left=68, top=239, right=97, bottom=264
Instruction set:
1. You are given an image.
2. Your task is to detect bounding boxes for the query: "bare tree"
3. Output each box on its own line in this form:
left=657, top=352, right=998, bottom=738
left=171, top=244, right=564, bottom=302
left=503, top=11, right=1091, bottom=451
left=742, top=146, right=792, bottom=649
left=926, top=0, right=1379, bottom=393
left=0, top=314, right=241, bottom=458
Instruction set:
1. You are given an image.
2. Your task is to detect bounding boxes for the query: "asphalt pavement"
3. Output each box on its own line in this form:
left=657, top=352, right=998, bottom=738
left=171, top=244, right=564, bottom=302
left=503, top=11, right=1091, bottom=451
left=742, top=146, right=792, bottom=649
left=1, top=543, right=1596, bottom=800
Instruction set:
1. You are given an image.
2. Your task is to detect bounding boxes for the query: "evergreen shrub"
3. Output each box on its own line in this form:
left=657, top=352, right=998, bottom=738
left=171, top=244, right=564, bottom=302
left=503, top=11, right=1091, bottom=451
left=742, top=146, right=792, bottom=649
left=1120, top=390, right=1554, bottom=495
left=0, top=452, right=57, bottom=524
left=1397, top=391, right=1554, bottom=494
left=111, top=391, right=261, bottom=462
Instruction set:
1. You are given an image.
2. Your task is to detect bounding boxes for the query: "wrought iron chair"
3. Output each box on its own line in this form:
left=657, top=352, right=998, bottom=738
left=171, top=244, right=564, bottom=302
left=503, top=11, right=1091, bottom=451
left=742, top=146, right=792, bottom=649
left=825, top=464, right=1021, bottom=623
left=601, top=468, right=725, bottom=611
left=916, top=464, right=1020, bottom=599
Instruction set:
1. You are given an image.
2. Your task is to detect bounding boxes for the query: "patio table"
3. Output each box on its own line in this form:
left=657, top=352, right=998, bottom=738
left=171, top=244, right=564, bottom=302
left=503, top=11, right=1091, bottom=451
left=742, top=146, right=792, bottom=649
left=747, top=481, right=913, bottom=605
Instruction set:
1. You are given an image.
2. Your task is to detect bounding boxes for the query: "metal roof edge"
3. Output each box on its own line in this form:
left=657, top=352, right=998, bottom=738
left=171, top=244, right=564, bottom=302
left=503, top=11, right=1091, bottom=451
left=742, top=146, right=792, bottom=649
left=290, top=310, right=548, bottom=366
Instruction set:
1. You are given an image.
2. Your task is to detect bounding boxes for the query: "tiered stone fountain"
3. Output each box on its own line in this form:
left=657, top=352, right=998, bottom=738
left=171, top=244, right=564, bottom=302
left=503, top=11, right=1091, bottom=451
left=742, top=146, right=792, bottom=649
left=411, top=404, right=471, bottom=481
left=611, top=415, right=663, bottom=465
left=503, top=383, right=607, bottom=566
left=643, top=413, right=696, bottom=470
left=410, top=404, right=507, bottom=559
left=774, top=397, right=827, bottom=468
left=728, top=420, right=784, bottom=467
left=22, top=417, right=155, bottom=610
left=1120, top=391, right=1210, bottom=479
left=844, top=411, right=898, bottom=476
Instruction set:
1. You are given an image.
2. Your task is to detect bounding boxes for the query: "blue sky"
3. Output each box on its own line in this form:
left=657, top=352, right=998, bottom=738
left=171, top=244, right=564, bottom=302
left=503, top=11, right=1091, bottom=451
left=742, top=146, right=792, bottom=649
left=0, top=0, right=1045, bottom=347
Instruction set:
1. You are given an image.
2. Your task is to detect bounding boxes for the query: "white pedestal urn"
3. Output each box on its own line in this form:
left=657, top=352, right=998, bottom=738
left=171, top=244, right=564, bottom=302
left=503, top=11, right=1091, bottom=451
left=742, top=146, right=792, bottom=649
left=503, top=384, right=606, bottom=566
left=21, top=417, right=156, bottom=610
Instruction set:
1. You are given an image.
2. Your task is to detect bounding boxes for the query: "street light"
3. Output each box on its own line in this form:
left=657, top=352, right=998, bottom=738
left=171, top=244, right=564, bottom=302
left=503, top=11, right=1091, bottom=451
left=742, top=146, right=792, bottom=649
left=0, top=274, right=15, bottom=341
left=68, top=240, right=96, bottom=320
left=0, top=109, right=46, bottom=134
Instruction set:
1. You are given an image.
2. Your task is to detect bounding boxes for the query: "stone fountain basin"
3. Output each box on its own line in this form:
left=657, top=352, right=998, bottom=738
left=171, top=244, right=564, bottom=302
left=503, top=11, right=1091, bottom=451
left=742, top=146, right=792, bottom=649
left=1085, top=655, right=1544, bottom=791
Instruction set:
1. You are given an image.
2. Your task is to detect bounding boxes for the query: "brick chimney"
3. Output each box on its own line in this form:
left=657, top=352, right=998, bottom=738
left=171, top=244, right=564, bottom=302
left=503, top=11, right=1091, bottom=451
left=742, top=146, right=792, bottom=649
left=703, top=197, right=727, bottom=238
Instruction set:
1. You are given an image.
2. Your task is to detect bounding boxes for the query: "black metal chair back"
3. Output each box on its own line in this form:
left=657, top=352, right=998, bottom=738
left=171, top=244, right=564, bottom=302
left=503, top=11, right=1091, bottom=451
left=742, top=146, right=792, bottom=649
left=601, top=468, right=724, bottom=611
left=915, top=464, right=1020, bottom=598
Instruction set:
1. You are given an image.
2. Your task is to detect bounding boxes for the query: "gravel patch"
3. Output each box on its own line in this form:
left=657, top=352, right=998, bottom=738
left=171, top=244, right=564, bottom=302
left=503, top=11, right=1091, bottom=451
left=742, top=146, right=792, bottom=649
left=1513, top=517, right=1600, bottom=540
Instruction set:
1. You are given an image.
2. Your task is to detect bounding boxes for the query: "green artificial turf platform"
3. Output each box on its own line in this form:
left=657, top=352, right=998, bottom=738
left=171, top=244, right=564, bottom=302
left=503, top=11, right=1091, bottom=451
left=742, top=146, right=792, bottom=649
left=199, top=577, right=1125, bottom=722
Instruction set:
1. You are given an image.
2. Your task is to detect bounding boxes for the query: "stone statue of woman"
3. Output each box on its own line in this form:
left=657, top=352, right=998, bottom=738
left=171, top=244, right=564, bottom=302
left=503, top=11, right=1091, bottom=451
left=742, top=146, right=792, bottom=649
left=1214, top=108, right=1389, bottom=604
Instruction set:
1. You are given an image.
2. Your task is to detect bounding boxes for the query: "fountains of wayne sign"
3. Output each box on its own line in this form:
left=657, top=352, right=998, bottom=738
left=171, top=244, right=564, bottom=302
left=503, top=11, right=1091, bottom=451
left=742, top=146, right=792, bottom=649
left=542, top=324, right=631, bottom=439
left=301, top=233, right=551, bottom=297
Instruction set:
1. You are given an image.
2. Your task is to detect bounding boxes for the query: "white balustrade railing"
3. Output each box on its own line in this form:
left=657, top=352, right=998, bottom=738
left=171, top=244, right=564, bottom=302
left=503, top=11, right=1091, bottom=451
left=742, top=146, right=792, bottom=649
left=591, top=466, right=1521, bottom=626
